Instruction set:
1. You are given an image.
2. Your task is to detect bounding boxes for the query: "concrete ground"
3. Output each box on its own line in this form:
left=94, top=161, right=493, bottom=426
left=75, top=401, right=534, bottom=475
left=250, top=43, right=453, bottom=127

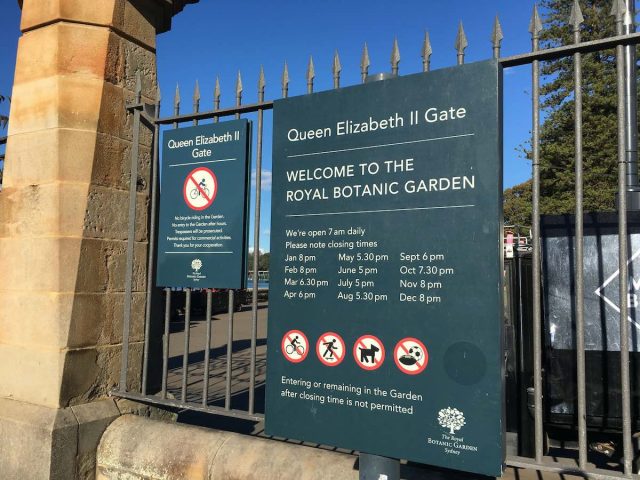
left=163, top=299, right=627, bottom=480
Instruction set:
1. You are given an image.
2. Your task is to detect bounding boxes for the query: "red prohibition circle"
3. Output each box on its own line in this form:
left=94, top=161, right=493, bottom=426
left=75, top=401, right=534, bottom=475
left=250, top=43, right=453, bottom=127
left=281, top=330, right=308, bottom=364
left=183, top=167, right=218, bottom=211
left=353, top=334, right=385, bottom=371
left=316, top=332, right=345, bottom=367
left=393, top=337, right=429, bottom=375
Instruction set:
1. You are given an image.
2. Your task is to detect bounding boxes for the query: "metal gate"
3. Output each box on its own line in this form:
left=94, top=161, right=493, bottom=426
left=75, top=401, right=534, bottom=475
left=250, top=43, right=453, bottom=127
left=114, top=2, right=640, bottom=477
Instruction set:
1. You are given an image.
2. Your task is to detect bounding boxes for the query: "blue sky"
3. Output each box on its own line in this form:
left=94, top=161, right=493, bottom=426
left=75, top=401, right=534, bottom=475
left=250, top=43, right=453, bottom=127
left=0, top=0, right=543, bottom=251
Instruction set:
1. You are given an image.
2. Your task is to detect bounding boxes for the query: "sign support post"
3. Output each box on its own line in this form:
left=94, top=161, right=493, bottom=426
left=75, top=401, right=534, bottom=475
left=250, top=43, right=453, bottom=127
left=359, top=453, right=400, bottom=480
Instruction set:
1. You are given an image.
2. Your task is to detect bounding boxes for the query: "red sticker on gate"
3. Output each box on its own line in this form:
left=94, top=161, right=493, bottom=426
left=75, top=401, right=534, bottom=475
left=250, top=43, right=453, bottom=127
left=353, top=334, right=385, bottom=371
left=394, top=337, right=428, bottom=375
left=282, top=330, right=308, bottom=363
left=316, top=332, right=345, bottom=367
left=183, top=167, right=218, bottom=211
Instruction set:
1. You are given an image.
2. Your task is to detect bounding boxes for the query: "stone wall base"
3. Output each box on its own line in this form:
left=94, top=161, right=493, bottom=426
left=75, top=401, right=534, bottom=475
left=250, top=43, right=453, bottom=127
left=97, top=415, right=361, bottom=480
left=0, top=397, right=175, bottom=480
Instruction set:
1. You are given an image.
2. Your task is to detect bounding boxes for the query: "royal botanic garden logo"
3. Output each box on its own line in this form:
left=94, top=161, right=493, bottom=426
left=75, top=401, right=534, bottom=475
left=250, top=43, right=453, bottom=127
left=438, top=407, right=465, bottom=434
left=191, top=258, right=203, bottom=272
left=187, top=258, right=206, bottom=282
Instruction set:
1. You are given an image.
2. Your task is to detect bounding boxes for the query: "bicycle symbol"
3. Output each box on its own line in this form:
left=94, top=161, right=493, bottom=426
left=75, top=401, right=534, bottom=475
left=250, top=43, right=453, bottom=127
left=285, top=343, right=305, bottom=355
left=190, top=185, right=211, bottom=199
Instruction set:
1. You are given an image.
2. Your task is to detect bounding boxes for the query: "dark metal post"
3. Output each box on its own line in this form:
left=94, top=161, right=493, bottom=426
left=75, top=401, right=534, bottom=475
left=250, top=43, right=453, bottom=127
left=613, top=1, right=634, bottom=473
left=202, top=289, right=213, bottom=405
left=248, top=67, right=266, bottom=414
left=624, top=0, right=640, bottom=208
left=225, top=289, right=235, bottom=410
left=161, top=288, right=171, bottom=398
left=529, top=5, right=544, bottom=463
left=570, top=0, right=587, bottom=468
left=141, top=87, right=161, bottom=396
left=181, top=288, right=192, bottom=402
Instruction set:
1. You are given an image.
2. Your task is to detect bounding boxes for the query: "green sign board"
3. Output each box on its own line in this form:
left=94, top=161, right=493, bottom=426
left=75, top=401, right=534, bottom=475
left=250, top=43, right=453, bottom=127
left=265, top=61, right=503, bottom=476
left=156, top=120, right=251, bottom=289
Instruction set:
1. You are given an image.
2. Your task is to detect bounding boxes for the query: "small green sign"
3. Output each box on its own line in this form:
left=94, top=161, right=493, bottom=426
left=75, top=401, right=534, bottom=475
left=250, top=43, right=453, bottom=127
left=266, top=61, right=503, bottom=476
left=156, top=120, right=251, bottom=289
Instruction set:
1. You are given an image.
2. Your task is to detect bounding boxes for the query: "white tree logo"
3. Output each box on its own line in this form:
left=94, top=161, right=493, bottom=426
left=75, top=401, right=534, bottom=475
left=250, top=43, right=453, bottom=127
left=438, top=407, right=466, bottom=434
left=191, top=258, right=203, bottom=272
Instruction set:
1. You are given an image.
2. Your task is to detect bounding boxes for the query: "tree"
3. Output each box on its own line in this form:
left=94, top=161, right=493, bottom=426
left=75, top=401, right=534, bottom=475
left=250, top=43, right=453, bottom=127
left=534, top=0, right=622, bottom=214
left=504, top=180, right=532, bottom=234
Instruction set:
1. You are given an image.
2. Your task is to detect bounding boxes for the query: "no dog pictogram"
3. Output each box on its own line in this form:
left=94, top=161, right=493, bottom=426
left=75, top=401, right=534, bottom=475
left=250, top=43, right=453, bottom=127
left=282, top=330, right=308, bottom=363
left=316, top=332, right=345, bottom=367
left=183, top=167, right=218, bottom=211
left=394, top=337, right=428, bottom=375
left=353, top=334, right=385, bottom=371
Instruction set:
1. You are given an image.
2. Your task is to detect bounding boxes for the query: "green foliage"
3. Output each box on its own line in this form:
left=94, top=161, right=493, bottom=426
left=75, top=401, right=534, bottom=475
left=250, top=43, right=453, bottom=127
left=0, top=94, right=7, bottom=129
left=504, top=180, right=532, bottom=234
left=247, top=251, right=270, bottom=272
left=535, top=0, right=621, bottom=214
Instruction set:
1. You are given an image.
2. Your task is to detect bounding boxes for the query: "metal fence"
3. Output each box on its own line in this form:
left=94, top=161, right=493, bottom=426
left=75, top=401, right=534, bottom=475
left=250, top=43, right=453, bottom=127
left=114, top=2, right=640, bottom=478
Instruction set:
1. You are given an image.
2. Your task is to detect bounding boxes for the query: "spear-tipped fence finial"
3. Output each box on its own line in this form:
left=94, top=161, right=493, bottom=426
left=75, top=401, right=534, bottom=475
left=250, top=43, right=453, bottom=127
left=391, top=37, right=401, bottom=75
left=333, top=50, right=342, bottom=89
left=135, top=71, right=142, bottom=103
left=235, top=70, right=243, bottom=106
left=282, top=61, right=290, bottom=98
left=258, top=65, right=266, bottom=102
left=610, top=0, right=626, bottom=22
left=214, top=76, right=221, bottom=109
left=422, top=31, right=432, bottom=72
left=173, top=83, right=180, bottom=128
left=361, top=43, right=370, bottom=83
left=193, top=79, right=200, bottom=110
left=529, top=4, right=543, bottom=42
left=174, top=83, right=180, bottom=114
left=455, top=21, right=468, bottom=65
left=192, top=79, right=200, bottom=125
left=492, top=16, right=504, bottom=59
left=570, top=0, right=585, bottom=32
left=307, top=56, right=315, bottom=94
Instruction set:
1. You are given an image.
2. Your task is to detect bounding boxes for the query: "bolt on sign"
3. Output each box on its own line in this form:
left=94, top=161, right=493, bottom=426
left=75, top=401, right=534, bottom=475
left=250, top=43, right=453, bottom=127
left=156, top=120, right=251, bottom=288
left=265, top=61, right=504, bottom=477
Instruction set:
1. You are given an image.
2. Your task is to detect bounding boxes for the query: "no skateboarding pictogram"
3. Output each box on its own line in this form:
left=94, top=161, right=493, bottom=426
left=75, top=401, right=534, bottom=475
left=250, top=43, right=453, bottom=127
left=353, top=334, right=385, bottom=371
left=282, top=330, right=308, bottom=363
left=183, top=167, right=218, bottom=211
left=316, top=332, right=345, bottom=367
left=394, top=337, right=428, bottom=375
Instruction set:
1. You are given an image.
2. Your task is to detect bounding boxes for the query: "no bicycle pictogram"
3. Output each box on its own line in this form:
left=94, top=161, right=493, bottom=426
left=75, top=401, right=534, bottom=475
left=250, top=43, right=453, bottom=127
left=353, top=334, right=385, bottom=371
left=316, top=332, right=345, bottom=367
left=394, top=337, right=428, bottom=375
left=282, top=330, right=308, bottom=363
left=183, top=167, right=218, bottom=211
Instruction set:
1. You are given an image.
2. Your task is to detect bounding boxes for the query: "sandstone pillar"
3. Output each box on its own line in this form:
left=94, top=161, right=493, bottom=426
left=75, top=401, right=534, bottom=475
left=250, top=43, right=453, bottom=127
left=0, top=1, right=195, bottom=478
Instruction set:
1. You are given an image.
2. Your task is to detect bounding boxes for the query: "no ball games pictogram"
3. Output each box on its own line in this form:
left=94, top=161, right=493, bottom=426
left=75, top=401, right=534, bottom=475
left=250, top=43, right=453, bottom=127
left=282, top=329, right=308, bottom=363
left=316, top=332, right=345, bottom=367
left=183, top=167, right=218, bottom=211
left=394, top=337, right=428, bottom=375
left=353, top=334, right=385, bottom=371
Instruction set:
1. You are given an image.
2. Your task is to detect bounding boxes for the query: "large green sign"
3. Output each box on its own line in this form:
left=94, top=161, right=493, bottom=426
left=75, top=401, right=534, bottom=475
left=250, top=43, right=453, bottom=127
left=156, top=120, right=251, bottom=289
left=265, top=61, right=503, bottom=476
